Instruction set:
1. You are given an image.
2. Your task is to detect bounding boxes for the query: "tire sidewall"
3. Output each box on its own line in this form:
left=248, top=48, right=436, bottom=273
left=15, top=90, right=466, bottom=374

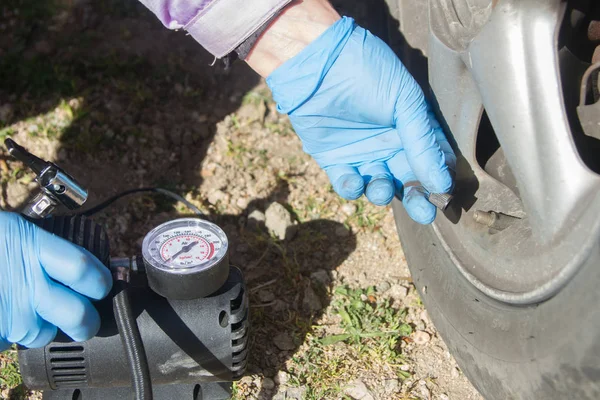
left=392, top=199, right=600, bottom=400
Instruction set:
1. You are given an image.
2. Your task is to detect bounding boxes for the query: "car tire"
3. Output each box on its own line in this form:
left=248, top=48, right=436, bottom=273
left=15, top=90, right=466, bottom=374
left=392, top=199, right=600, bottom=400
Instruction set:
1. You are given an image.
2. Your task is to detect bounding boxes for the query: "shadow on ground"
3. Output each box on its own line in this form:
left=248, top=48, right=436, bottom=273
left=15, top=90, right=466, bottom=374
left=0, top=0, right=443, bottom=399
left=0, top=1, right=355, bottom=399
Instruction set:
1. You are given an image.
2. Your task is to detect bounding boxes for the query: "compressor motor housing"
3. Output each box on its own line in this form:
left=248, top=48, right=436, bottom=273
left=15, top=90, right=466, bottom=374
left=18, top=216, right=249, bottom=400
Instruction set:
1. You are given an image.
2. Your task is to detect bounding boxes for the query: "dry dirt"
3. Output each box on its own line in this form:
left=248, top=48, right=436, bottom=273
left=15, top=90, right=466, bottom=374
left=0, top=1, right=482, bottom=399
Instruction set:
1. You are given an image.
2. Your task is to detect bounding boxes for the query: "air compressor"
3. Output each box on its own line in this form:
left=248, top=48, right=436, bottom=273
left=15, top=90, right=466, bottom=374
left=5, top=139, right=249, bottom=400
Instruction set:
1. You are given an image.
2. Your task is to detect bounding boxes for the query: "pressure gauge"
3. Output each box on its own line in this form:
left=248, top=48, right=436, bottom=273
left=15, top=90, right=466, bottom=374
left=141, top=218, right=230, bottom=299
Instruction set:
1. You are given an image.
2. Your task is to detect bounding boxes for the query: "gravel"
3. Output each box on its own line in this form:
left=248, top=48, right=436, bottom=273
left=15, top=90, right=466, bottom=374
left=0, top=1, right=483, bottom=399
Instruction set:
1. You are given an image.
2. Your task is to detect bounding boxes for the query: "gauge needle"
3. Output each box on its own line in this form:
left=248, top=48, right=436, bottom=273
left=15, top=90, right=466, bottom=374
left=165, top=241, right=198, bottom=263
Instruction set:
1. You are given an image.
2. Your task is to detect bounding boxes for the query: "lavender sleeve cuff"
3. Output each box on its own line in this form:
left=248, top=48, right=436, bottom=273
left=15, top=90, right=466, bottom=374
left=138, top=0, right=292, bottom=58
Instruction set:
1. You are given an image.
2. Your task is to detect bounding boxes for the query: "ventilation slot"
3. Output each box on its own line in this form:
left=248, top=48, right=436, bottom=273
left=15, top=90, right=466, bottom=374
left=229, top=286, right=249, bottom=379
left=48, top=345, right=88, bottom=389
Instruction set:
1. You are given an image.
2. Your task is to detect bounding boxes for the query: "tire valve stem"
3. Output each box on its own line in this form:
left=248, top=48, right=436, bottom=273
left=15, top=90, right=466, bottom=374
left=473, top=210, right=520, bottom=231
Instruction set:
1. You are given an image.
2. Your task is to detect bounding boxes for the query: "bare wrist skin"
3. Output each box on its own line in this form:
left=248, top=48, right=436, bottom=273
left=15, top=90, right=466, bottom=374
left=245, top=0, right=341, bottom=77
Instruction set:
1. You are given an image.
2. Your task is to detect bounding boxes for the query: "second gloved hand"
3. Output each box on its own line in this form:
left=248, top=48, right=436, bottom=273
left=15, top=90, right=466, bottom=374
left=0, top=212, right=112, bottom=351
left=267, top=17, right=456, bottom=224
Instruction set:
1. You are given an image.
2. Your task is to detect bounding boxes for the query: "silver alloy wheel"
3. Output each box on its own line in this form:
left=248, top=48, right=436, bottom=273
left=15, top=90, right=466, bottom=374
left=426, top=0, right=600, bottom=304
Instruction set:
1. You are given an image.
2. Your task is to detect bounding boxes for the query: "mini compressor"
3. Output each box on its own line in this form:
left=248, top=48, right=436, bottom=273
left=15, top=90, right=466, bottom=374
left=5, top=139, right=249, bottom=400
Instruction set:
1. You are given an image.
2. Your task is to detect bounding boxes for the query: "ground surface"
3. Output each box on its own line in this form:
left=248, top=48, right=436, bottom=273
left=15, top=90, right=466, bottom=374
left=0, top=1, right=482, bottom=399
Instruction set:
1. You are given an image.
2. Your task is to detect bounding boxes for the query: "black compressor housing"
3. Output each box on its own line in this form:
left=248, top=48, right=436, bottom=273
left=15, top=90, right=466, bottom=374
left=17, top=216, right=249, bottom=400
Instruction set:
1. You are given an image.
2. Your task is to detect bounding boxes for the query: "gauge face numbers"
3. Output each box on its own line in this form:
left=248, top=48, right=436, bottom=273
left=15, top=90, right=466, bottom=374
left=147, top=227, right=224, bottom=270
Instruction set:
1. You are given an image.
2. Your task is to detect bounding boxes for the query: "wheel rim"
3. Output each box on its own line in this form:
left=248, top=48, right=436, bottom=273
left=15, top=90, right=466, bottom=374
left=428, top=0, right=600, bottom=304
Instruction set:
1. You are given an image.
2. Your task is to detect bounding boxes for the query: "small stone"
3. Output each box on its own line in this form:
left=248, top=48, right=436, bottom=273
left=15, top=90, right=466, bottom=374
left=265, top=202, right=296, bottom=241
left=258, top=290, right=275, bottom=303
left=420, top=310, right=431, bottom=325
left=451, top=367, right=460, bottom=379
left=384, top=379, right=400, bottom=392
left=310, top=269, right=330, bottom=286
left=274, top=371, right=290, bottom=385
left=344, top=380, right=374, bottom=400
left=247, top=210, right=266, bottom=229
left=273, top=333, right=295, bottom=351
left=28, top=124, right=38, bottom=134
left=236, top=197, right=249, bottom=209
left=440, top=394, right=450, bottom=400
left=376, top=281, right=391, bottom=293
left=262, top=377, right=275, bottom=390
left=400, top=364, right=410, bottom=371
left=414, top=320, right=426, bottom=331
left=207, top=189, right=229, bottom=205
left=412, top=330, right=431, bottom=345
left=390, top=284, right=409, bottom=298
left=341, top=202, right=357, bottom=216
left=302, top=284, right=323, bottom=312
left=335, top=226, right=350, bottom=237
left=283, top=387, right=306, bottom=400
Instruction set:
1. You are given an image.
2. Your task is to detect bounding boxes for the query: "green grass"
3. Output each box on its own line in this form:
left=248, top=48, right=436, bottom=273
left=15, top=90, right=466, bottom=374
left=344, top=198, right=387, bottom=232
left=322, top=286, right=412, bottom=363
left=0, top=347, right=27, bottom=400
left=285, top=285, right=414, bottom=398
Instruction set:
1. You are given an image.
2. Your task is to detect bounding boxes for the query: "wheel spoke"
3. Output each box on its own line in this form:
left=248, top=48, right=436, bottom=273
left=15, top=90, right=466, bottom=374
left=465, top=0, right=600, bottom=241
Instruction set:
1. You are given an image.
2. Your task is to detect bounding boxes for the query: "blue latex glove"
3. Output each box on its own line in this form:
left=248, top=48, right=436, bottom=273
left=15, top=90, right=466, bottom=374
left=0, top=212, right=112, bottom=351
left=267, top=17, right=456, bottom=224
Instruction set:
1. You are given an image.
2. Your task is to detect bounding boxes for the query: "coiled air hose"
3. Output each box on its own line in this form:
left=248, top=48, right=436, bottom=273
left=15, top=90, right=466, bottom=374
left=113, top=280, right=153, bottom=400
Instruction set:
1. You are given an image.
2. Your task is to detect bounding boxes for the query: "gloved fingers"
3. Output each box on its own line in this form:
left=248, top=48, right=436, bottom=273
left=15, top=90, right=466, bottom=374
left=357, top=162, right=395, bottom=206
left=37, top=227, right=112, bottom=301
left=386, top=152, right=437, bottom=224
left=325, top=165, right=365, bottom=200
left=395, top=94, right=453, bottom=194
left=19, top=319, right=57, bottom=349
left=35, top=280, right=101, bottom=342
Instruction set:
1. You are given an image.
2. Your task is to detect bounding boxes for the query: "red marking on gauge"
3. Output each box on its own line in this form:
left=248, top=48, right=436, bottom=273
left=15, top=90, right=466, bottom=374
left=207, top=242, right=215, bottom=260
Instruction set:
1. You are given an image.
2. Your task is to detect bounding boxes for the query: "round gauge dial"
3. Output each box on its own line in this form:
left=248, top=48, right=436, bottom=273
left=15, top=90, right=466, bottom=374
left=142, top=218, right=228, bottom=274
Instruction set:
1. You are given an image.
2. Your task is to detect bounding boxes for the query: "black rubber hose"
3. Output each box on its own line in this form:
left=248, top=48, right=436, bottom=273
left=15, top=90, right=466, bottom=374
left=82, top=187, right=202, bottom=217
left=113, top=281, right=153, bottom=400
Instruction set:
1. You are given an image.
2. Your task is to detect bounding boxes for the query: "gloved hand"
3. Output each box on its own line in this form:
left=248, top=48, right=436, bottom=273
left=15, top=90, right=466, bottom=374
left=0, top=212, right=112, bottom=351
left=267, top=17, right=456, bottom=224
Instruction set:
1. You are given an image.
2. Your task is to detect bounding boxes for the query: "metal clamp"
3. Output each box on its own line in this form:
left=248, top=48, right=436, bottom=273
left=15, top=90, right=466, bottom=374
left=5, top=139, right=88, bottom=218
